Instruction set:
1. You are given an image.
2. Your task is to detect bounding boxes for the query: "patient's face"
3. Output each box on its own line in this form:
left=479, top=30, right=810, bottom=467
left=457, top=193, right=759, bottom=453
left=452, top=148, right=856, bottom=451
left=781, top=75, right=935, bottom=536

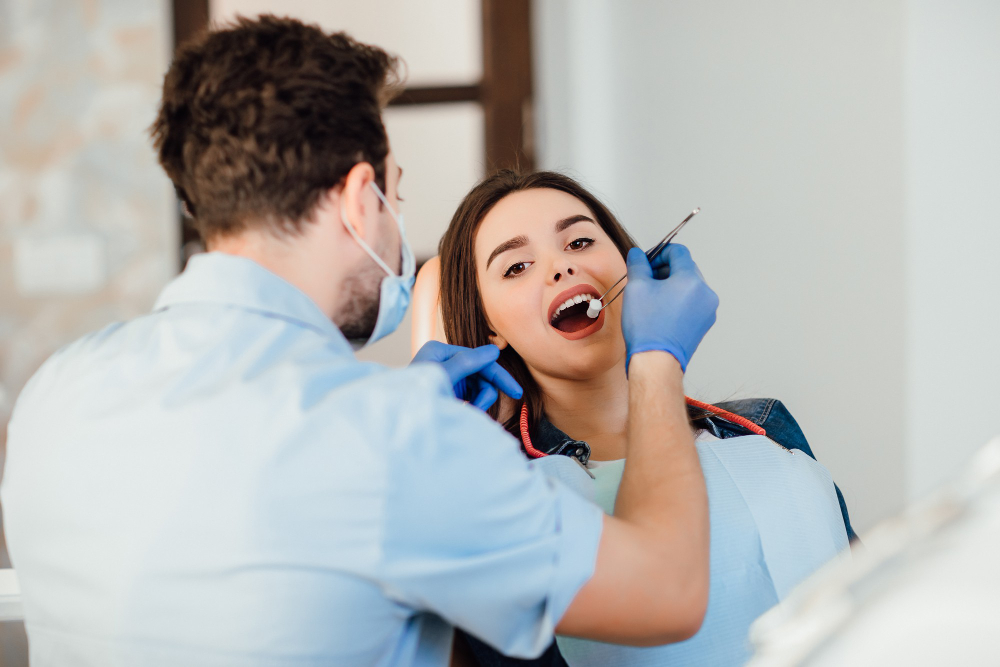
left=474, top=188, right=628, bottom=380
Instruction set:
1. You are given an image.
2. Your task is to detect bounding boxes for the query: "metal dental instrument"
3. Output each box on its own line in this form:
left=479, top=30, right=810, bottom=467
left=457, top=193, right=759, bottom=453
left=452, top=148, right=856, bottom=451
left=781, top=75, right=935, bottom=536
left=586, top=207, right=701, bottom=318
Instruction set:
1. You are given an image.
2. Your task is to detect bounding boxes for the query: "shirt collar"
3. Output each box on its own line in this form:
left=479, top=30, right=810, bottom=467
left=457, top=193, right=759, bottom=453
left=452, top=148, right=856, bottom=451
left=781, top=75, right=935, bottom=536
left=154, top=252, right=351, bottom=352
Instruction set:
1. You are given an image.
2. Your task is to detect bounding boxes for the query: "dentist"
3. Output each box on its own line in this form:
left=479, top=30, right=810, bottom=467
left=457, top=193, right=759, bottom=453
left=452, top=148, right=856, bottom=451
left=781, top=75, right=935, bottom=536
left=2, top=15, right=717, bottom=667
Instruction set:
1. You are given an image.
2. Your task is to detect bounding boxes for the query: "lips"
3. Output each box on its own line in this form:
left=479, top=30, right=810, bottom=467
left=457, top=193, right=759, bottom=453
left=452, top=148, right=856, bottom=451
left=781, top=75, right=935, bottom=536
left=547, top=283, right=606, bottom=341
left=547, top=284, right=601, bottom=323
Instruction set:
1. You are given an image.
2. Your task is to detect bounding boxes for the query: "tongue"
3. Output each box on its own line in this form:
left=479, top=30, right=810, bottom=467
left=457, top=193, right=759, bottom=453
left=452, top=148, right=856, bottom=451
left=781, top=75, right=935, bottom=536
left=556, top=312, right=595, bottom=333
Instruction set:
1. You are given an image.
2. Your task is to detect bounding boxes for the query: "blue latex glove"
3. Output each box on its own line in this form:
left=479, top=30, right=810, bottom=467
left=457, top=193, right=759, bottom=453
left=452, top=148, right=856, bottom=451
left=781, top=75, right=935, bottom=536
left=622, top=244, right=719, bottom=373
left=411, top=341, right=523, bottom=411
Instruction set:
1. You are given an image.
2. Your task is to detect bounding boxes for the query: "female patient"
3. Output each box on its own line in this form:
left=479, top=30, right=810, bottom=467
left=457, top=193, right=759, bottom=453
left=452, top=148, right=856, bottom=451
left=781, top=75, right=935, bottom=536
left=436, top=171, right=856, bottom=667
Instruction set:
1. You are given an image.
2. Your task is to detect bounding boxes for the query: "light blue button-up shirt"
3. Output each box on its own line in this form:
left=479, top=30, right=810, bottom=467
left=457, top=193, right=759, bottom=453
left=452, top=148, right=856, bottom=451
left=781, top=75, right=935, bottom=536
left=1, top=253, right=603, bottom=667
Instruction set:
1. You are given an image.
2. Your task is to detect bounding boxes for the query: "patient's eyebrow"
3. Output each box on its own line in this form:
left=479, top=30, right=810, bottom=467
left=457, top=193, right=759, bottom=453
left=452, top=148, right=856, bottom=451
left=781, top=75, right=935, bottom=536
left=486, top=235, right=529, bottom=269
left=555, top=214, right=595, bottom=232
left=485, top=216, right=594, bottom=269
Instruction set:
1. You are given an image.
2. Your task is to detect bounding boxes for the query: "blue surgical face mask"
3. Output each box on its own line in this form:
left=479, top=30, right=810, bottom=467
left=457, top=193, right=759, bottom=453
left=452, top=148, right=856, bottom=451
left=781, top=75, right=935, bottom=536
left=340, top=181, right=416, bottom=348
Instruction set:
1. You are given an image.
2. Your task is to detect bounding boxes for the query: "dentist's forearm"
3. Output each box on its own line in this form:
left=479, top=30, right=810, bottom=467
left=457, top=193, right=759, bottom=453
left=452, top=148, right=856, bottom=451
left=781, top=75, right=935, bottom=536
left=557, top=245, right=715, bottom=644
left=616, top=351, right=709, bottom=635
left=556, top=350, right=709, bottom=644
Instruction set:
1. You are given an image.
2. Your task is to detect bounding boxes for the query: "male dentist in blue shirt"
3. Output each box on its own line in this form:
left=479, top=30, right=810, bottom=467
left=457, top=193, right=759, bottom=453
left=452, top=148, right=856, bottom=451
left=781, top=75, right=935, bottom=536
left=2, top=15, right=719, bottom=667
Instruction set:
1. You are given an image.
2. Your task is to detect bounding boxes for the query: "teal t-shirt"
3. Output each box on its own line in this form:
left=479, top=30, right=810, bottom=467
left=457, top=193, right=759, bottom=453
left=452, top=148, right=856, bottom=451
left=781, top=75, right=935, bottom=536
left=587, top=458, right=626, bottom=516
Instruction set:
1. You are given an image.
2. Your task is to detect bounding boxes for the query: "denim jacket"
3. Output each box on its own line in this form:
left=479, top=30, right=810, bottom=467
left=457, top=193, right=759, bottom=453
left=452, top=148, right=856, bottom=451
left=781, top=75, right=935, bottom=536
left=459, top=398, right=857, bottom=667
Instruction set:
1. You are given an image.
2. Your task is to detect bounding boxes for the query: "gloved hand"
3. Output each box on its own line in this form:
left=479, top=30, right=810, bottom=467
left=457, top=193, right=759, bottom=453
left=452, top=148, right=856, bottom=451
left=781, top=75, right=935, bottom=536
left=622, top=244, right=719, bottom=373
left=411, top=341, right=523, bottom=411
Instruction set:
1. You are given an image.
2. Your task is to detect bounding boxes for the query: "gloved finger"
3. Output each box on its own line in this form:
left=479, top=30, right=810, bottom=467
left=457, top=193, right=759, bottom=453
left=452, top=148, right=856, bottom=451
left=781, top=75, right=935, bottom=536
left=648, top=242, right=675, bottom=272
left=470, top=382, right=500, bottom=412
left=475, top=361, right=523, bottom=399
left=442, top=344, right=501, bottom=384
left=412, top=340, right=457, bottom=363
left=626, top=247, right=653, bottom=280
left=657, top=244, right=706, bottom=281
left=649, top=242, right=690, bottom=268
left=453, top=377, right=468, bottom=402
left=649, top=248, right=671, bottom=280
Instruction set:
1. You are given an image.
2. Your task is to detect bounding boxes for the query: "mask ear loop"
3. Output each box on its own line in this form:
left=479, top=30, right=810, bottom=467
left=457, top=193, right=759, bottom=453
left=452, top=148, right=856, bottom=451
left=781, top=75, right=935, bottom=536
left=340, top=197, right=395, bottom=278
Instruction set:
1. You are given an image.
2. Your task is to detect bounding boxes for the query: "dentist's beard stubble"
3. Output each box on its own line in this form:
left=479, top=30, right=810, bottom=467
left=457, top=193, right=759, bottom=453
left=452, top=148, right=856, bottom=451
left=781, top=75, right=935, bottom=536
left=337, top=263, right=383, bottom=340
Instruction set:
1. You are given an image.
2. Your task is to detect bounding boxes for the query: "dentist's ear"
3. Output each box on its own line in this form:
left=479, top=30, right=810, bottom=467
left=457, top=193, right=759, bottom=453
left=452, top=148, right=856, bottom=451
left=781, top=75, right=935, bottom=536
left=339, top=162, right=377, bottom=240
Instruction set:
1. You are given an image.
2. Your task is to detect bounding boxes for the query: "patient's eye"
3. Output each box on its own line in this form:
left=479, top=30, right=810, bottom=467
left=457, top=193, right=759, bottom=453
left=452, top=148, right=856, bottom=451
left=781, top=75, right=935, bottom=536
left=503, top=261, right=532, bottom=278
left=567, top=237, right=595, bottom=251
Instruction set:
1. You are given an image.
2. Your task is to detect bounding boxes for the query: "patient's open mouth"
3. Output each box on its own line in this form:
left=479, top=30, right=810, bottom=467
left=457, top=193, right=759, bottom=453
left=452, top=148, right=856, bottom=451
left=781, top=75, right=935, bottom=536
left=548, top=284, right=605, bottom=339
left=551, top=295, right=599, bottom=333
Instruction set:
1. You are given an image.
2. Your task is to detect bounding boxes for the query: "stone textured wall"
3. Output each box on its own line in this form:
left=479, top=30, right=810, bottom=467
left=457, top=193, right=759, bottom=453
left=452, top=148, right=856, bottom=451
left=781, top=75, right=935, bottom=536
left=0, top=0, right=176, bottom=460
left=0, top=2, right=174, bottom=661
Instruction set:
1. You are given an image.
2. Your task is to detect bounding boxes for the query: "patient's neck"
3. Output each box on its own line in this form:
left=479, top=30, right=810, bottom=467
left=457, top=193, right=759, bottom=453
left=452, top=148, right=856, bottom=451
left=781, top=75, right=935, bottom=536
left=536, top=361, right=630, bottom=461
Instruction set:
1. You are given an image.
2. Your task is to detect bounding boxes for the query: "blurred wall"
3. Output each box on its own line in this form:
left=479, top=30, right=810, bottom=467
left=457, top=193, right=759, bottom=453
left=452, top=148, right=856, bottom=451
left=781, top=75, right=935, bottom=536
left=0, top=0, right=177, bottom=458
left=903, top=0, right=1000, bottom=501
left=534, top=0, right=1000, bottom=533
left=0, top=0, right=175, bottom=659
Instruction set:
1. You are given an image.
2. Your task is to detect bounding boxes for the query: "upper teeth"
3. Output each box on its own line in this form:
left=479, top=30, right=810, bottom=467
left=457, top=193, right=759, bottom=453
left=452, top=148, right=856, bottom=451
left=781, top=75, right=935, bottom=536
left=552, top=293, right=597, bottom=320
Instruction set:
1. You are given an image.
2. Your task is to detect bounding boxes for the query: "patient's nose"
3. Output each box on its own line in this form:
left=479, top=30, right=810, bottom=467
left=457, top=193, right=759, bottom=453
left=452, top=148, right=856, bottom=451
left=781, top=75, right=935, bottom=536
left=553, top=267, right=575, bottom=282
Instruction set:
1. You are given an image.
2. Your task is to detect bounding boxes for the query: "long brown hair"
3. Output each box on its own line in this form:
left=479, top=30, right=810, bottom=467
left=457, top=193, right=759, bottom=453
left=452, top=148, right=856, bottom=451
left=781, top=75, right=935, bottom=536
left=439, top=170, right=704, bottom=443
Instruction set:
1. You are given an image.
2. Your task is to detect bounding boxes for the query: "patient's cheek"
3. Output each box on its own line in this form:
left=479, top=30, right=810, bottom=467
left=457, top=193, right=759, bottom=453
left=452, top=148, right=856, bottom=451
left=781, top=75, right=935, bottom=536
left=486, top=290, right=532, bottom=334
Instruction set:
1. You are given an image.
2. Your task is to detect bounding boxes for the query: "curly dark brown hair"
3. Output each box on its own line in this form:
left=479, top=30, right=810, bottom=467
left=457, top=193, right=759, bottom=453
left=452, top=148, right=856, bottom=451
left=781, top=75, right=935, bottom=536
left=151, top=14, right=403, bottom=240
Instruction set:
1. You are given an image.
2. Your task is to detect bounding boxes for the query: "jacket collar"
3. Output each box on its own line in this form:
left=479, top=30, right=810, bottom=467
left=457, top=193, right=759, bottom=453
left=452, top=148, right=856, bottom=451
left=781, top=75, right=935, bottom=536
left=529, top=408, right=759, bottom=464
left=531, top=416, right=592, bottom=464
left=154, top=252, right=351, bottom=353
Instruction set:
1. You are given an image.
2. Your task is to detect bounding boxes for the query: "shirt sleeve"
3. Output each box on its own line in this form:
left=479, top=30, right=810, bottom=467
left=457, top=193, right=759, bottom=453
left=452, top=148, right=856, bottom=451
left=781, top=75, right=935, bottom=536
left=375, top=367, right=604, bottom=660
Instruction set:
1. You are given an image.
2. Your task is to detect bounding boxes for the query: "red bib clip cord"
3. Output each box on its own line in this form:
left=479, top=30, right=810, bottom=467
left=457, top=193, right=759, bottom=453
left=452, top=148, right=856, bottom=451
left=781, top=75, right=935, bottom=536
left=682, top=397, right=768, bottom=437
left=519, top=397, right=767, bottom=458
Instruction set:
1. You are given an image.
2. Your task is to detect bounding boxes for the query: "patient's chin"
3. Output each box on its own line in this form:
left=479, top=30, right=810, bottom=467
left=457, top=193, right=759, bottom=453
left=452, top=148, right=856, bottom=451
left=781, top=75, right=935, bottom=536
left=521, top=341, right=625, bottom=383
